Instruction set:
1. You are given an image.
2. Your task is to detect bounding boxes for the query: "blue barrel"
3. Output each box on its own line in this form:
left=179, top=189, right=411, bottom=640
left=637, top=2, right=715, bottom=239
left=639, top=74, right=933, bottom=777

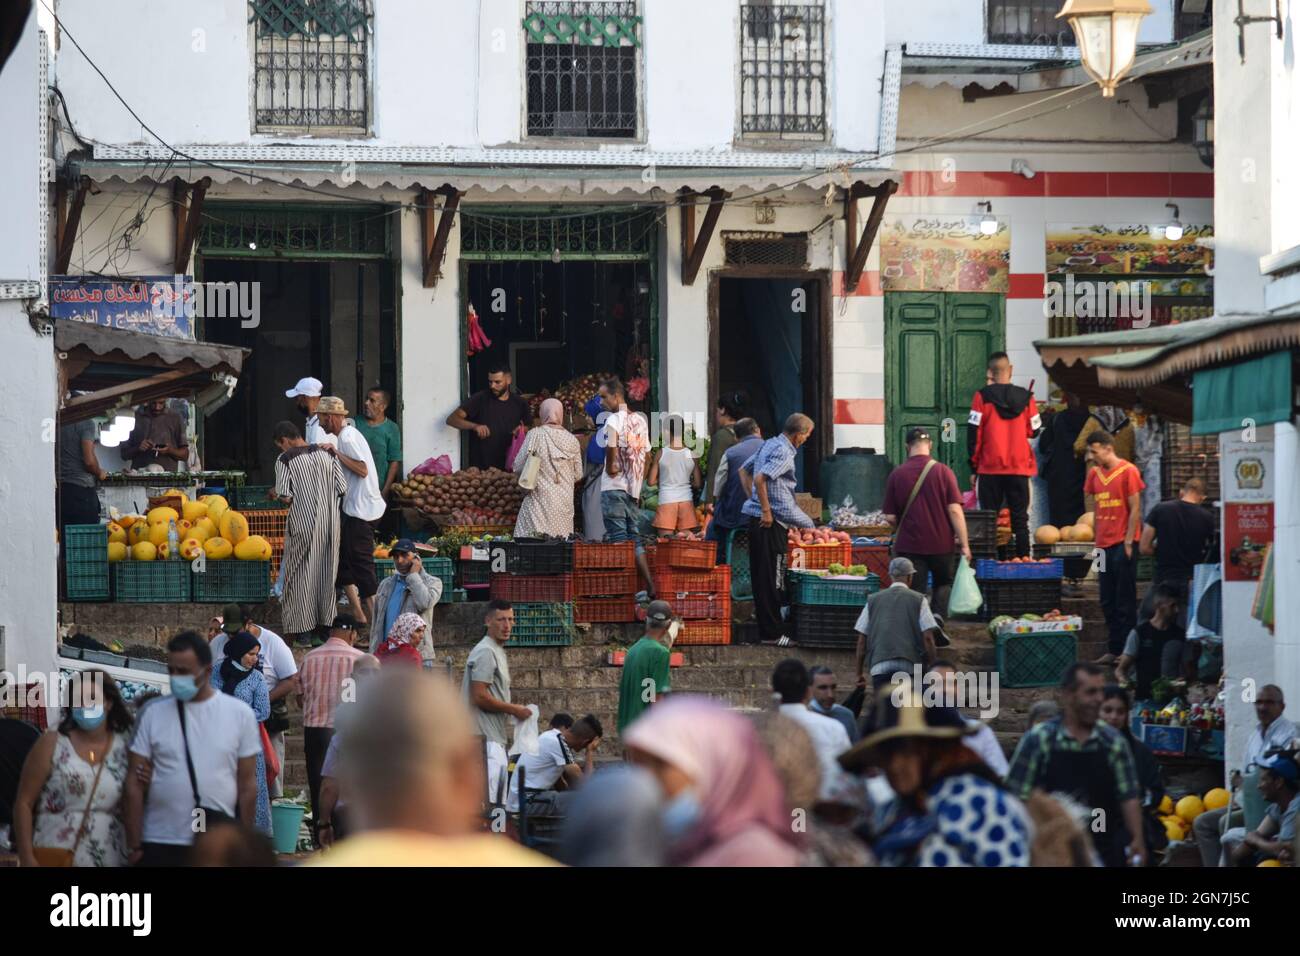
left=820, top=449, right=892, bottom=514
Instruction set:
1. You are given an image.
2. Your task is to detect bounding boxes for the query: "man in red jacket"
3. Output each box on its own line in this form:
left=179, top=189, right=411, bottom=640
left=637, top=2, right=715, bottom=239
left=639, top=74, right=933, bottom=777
left=967, top=352, right=1041, bottom=557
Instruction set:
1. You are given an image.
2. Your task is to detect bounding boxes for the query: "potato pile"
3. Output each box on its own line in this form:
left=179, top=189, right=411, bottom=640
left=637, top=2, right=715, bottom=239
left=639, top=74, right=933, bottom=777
left=391, top=467, right=524, bottom=520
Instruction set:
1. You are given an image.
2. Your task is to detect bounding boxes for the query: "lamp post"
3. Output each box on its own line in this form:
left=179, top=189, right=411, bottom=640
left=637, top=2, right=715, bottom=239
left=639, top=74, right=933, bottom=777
left=1056, top=0, right=1153, bottom=97
left=1192, top=95, right=1213, bottom=168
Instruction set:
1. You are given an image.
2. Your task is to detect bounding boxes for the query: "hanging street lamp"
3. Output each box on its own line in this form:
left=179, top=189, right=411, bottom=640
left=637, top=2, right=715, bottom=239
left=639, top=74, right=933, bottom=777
left=1192, top=94, right=1214, bottom=168
left=1056, top=0, right=1153, bottom=97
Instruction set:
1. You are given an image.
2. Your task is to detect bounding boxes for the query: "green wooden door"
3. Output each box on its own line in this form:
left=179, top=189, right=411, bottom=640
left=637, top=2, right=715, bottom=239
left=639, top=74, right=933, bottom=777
left=885, top=292, right=1004, bottom=489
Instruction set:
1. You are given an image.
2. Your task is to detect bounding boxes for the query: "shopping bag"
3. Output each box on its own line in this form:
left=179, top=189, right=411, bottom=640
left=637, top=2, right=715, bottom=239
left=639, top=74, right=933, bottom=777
left=509, top=704, right=541, bottom=757
left=506, top=428, right=528, bottom=472
left=949, top=557, right=983, bottom=616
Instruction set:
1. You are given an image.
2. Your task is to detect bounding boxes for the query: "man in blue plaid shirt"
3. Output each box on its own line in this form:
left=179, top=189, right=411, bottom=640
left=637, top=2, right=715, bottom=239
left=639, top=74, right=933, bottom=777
left=740, top=413, right=816, bottom=643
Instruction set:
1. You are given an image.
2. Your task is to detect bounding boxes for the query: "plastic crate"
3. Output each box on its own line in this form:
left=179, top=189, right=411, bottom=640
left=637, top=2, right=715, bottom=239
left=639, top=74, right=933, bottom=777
left=979, top=578, right=1063, bottom=621
left=244, top=509, right=288, bottom=540
left=508, top=602, right=575, bottom=647
left=573, top=541, right=636, bottom=570
left=1136, top=555, right=1155, bottom=582
left=975, top=558, right=1064, bottom=581
left=851, top=543, right=892, bottom=587
left=375, top=555, right=454, bottom=586
left=448, top=588, right=469, bottom=603
left=64, top=524, right=111, bottom=601
left=723, top=528, right=753, bottom=601
left=572, top=568, right=639, bottom=597
left=445, top=523, right=514, bottom=538
left=786, top=541, right=852, bottom=571
left=573, top=595, right=638, bottom=622
left=235, top=485, right=282, bottom=511
left=490, top=573, right=574, bottom=603
left=995, top=630, right=1078, bottom=688
left=637, top=592, right=730, bottom=620
left=788, top=570, right=879, bottom=607
left=655, top=565, right=731, bottom=596
left=649, top=538, right=715, bottom=570
left=458, top=559, right=491, bottom=588
left=790, top=604, right=861, bottom=649
left=113, top=561, right=191, bottom=602
left=192, top=560, right=271, bottom=603
left=673, top=619, right=731, bottom=646
left=500, top=540, right=573, bottom=574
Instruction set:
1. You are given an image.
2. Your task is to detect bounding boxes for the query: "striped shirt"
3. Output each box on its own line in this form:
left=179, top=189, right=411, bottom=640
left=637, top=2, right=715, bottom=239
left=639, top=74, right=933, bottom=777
left=740, top=434, right=813, bottom=528
left=1004, top=718, right=1139, bottom=803
left=300, top=637, right=363, bottom=729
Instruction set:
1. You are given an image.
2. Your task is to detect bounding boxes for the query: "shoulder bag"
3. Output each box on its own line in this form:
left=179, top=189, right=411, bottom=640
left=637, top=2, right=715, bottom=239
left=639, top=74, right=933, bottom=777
left=177, top=700, right=237, bottom=829
left=32, top=736, right=110, bottom=867
left=891, top=459, right=938, bottom=557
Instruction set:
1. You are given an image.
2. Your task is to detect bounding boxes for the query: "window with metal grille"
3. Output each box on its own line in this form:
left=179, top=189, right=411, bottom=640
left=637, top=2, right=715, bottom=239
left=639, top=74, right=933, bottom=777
left=250, top=0, right=371, bottom=132
left=740, top=1, right=826, bottom=138
left=986, top=0, right=1074, bottom=46
left=723, top=231, right=808, bottom=267
left=523, top=2, right=641, bottom=139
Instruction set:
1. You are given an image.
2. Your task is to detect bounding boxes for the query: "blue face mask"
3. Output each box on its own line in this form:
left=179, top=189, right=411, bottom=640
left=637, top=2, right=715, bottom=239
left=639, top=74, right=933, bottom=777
left=661, top=789, right=702, bottom=842
left=72, top=707, right=106, bottom=731
left=170, top=674, right=200, bottom=702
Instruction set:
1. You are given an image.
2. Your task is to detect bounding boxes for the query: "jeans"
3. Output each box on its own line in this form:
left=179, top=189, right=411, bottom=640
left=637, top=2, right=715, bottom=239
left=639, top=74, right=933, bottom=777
left=1099, top=543, right=1138, bottom=655
left=978, top=474, right=1031, bottom=557
left=601, top=490, right=644, bottom=555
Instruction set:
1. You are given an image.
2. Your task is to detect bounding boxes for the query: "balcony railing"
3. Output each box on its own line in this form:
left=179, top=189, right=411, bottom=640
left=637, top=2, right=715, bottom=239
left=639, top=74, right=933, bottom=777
left=986, top=0, right=1075, bottom=47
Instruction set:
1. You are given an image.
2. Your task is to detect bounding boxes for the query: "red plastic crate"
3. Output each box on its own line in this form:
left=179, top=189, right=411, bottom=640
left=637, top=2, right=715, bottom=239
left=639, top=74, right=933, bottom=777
left=574, top=595, right=638, bottom=622
left=786, top=541, right=852, bottom=571
left=573, top=541, right=636, bottom=570
left=244, top=509, right=287, bottom=539
left=490, top=573, right=574, bottom=603
left=674, top=619, right=731, bottom=646
left=572, top=568, right=639, bottom=597
left=852, top=544, right=892, bottom=587
left=649, top=538, right=716, bottom=570
left=655, top=565, right=731, bottom=595
left=637, top=592, right=730, bottom=620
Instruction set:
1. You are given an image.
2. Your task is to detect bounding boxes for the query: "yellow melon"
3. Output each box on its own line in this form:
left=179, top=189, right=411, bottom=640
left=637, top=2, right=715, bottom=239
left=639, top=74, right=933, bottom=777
left=163, top=487, right=190, bottom=502
left=1077, top=512, right=1096, bottom=528
left=219, top=510, right=250, bottom=545
left=179, top=537, right=205, bottom=560
left=1163, top=820, right=1185, bottom=842
left=1176, top=794, right=1204, bottom=824
left=205, top=495, right=230, bottom=524
left=181, top=499, right=208, bottom=522
left=128, top=523, right=151, bottom=546
left=107, top=523, right=128, bottom=545
left=131, top=541, right=158, bottom=561
left=187, top=522, right=211, bottom=543
left=1034, top=525, right=1061, bottom=545
left=1203, top=788, right=1230, bottom=811
left=107, top=542, right=128, bottom=562
left=234, top=535, right=273, bottom=561
left=203, top=537, right=233, bottom=560
left=116, top=513, right=139, bottom=530
left=1158, top=795, right=1173, bottom=815
left=1066, top=524, right=1094, bottom=542
left=1258, top=859, right=1283, bottom=867
left=148, top=522, right=172, bottom=548
left=157, top=544, right=172, bottom=560
left=194, top=516, right=218, bottom=540
left=147, top=506, right=179, bottom=526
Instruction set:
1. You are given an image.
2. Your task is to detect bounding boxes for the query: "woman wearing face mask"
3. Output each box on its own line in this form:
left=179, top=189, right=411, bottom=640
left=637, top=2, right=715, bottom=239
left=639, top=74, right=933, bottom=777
left=622, top=697, right=803, bottom=867
left=210, top=630, right=274, bottom=836
left=13, top=670, right=133, bottom=866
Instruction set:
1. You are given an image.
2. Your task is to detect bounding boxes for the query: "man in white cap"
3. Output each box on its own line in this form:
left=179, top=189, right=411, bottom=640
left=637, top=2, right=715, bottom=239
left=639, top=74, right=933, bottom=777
left=852, top=556, right=940, bottom=693
left=286, top=377, right=329, bottom=446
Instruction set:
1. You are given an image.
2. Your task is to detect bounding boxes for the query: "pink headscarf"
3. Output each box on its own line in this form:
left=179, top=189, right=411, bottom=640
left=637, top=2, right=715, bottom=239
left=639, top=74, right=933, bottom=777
left=385, top=611, right=426, bottom=647
left=539, top=397, right=564, bottom=427
left=623, top=696, right=801, bottom=866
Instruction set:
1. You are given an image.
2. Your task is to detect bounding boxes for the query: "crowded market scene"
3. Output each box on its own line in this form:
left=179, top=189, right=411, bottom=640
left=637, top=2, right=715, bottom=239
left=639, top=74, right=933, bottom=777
left=1, top=0, right=1297, bottom=922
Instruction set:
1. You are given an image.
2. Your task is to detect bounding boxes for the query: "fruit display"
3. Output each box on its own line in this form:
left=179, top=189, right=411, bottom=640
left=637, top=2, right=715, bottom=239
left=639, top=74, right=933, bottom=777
left=108, top=489, right=267, bottom=564
left=528, top=371, right=613, bottom=421
left=390, top=467, right=524, bottom=521
left=824, top=563, right=871, bottom=577
left=787, top=527, right=854, bottom=547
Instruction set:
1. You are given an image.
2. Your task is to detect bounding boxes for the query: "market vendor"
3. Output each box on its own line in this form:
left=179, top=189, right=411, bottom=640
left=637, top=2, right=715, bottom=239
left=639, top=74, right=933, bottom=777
left=356, top=387, right=402, bottom=498
left=1115, top=583, right=1189, bottom=699
left=121, top=398, right=188, bottom=472
left=446, top=363, right=531, bottom=470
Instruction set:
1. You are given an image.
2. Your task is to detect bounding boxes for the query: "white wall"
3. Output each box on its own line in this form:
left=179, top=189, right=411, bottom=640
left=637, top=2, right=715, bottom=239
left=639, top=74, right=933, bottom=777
left=888, top=0, right=1176, bottom=46
left=0, top=13, right=42, bottom=283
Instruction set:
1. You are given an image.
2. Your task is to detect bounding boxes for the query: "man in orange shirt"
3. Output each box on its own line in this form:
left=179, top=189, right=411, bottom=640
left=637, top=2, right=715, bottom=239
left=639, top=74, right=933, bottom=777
left=1083, top=430, right=1145, bottom=663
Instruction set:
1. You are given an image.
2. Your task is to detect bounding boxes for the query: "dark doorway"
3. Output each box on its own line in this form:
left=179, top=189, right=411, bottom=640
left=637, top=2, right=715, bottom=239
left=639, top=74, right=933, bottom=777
left=712, top=274, right=830, bottom=493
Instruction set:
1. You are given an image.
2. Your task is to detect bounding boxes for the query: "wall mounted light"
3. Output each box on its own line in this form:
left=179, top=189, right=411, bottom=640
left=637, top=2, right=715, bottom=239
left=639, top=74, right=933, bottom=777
left=977, top=201, right=999, bottom=236
left=1163, top=203, right=1184, bottom=242
left=1056, top=0, right=1153, bottom=97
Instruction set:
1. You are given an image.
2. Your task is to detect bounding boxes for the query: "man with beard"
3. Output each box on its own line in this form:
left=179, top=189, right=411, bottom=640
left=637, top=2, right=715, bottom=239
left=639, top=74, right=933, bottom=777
left=285, top=376, right=328, bottom=446
left=370, top=539, right=443, bottom=661
left=446, top=363, right=531, bottom=470
left=122, top=399, right=189, bottom=473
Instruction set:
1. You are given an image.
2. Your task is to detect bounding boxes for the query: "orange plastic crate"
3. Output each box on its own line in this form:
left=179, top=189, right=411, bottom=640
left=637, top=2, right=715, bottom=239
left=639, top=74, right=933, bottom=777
left=786, top=541, right=852, bottom=571
left=245, top=509, right=287, bottom=539
left=573, top=541, right=636, bottom=570
left=673, top=619, right=731, bottom=646
left=655, top=565, right=731, bottom=595
left=851, top=544, right=893, bottom=587
left=649, top=538, right=715, bottom=570
left=489, top=573, right=574, bottom=603
left=574, top=595, right=638, bottom=622
left=572, top=568, right=639, bottom=597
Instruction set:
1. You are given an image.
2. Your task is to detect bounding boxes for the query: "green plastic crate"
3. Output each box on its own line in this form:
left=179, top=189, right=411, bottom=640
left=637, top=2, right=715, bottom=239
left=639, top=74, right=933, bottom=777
left=375, top=555, right=454, bottom=589
left=113, top=561, right=192, bottom=603
left=723, top=528, right=753, bottom=602
left=1136, top=555, right=1155, bottom=582
left=64, top=524, right=111, bottom=601
left=507, top=602, right=575, bottom=647
left=375, top=558, right=394, bottom=579
left=235, top=484, right=283, bottom=511
left=192, top=560, right=271, bottom=603
left=995, top=630, right=1078, bottom=688
left=787, top=570, right=879, bottom=607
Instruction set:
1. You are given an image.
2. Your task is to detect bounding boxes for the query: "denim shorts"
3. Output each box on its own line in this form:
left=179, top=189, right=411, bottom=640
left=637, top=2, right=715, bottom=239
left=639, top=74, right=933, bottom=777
left=601, top=490, right=644, bottom=555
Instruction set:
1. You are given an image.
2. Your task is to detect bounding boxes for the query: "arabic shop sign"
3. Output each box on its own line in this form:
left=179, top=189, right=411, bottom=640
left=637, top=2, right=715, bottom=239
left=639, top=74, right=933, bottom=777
left=49, top=276, right=194, bottom=339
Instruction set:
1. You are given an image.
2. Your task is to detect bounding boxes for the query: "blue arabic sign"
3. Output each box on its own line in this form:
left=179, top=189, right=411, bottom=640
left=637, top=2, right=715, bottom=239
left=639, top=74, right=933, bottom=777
left=49, top=275, right=194, bottom=339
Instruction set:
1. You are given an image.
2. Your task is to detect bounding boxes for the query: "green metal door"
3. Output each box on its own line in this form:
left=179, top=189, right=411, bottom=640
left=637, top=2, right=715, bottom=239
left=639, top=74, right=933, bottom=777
left=885, top=292, right=1004, bottom=489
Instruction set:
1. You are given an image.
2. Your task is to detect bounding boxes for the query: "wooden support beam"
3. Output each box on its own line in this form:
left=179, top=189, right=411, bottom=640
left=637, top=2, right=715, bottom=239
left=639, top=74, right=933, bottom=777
left=679, top=187, right=729, bottom=286
left=421, top=184, right=462, bottom=288
left=172, top=176, right=212, bottom=275
left=61, top=366, right=195, bottom=413
left=844, top=180, right=898, bottom=290
left=54, top=176, right=91, bottom=275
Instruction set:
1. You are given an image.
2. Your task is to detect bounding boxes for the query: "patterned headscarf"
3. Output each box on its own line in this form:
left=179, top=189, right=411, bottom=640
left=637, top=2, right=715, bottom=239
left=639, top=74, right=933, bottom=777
left=385, top=612, right=426, bottom=647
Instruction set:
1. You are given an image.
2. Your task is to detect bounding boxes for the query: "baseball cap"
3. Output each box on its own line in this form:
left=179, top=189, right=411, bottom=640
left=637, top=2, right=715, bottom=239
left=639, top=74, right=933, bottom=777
left=645, top=600, right=673, bottom=626
left=330, top=613, right=359, bottom=632
left=888, top=556, right=916, bottom=579
left=391, top=538, right=416, bottom=555
left=1259, top=752, right=1299, bottom=782
left=285, top=377, right=323, bottom=398
left=905, top=427, right=931, bottom=445
left=219, top=603, right=245, bottom=634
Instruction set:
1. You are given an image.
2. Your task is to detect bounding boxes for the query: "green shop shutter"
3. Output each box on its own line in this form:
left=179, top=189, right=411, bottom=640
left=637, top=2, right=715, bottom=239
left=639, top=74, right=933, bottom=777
left=1191, top=351, right=1294, bottom=435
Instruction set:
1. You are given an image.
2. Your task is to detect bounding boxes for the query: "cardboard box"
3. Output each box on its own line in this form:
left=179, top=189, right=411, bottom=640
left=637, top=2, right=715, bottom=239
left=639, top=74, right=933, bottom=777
left=995, top=616, right=1083, bottom=634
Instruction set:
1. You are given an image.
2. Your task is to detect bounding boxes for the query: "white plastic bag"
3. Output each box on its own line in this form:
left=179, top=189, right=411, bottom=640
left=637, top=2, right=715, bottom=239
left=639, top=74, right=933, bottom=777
left=509, top=704, right=541, bottom=757
left=948, top=557, right=983, bottom=616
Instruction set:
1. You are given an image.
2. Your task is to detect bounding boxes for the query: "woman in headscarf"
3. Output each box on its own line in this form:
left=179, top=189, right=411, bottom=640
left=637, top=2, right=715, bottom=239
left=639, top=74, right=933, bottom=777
left=556, top=766, right=667, bottom=867
left=840, top=683, right=1031, bottom=867
left=513, top=397, right=584, bottom=539
left=375, top=611, right=426, bottom=668
left=210, top=631, right=273, bottom=835
left=622, top=697, right=803, bottom=867
left=1101, top=684, right=1167, bottom=862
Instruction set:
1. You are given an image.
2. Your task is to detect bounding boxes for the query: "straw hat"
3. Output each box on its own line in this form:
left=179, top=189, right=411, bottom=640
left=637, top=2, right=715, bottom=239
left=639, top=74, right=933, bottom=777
left=837, top=678, right=976, bottom=774
left=317, top=396, right=348, bottom=416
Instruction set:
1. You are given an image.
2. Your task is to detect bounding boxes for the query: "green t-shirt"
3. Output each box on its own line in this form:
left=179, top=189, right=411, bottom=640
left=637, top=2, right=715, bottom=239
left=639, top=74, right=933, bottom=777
left=354, top=417, right=402, bottom=489
left=617, top=636, right=672, bottom=735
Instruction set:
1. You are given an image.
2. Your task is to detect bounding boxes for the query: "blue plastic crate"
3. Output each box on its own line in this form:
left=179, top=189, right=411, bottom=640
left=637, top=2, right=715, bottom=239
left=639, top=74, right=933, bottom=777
left=975, top=558, right=1064, bottom=581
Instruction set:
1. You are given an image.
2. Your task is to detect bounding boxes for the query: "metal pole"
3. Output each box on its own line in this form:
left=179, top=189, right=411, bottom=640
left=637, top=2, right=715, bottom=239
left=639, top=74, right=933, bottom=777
left=355, top=262, right=365, bottom=411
